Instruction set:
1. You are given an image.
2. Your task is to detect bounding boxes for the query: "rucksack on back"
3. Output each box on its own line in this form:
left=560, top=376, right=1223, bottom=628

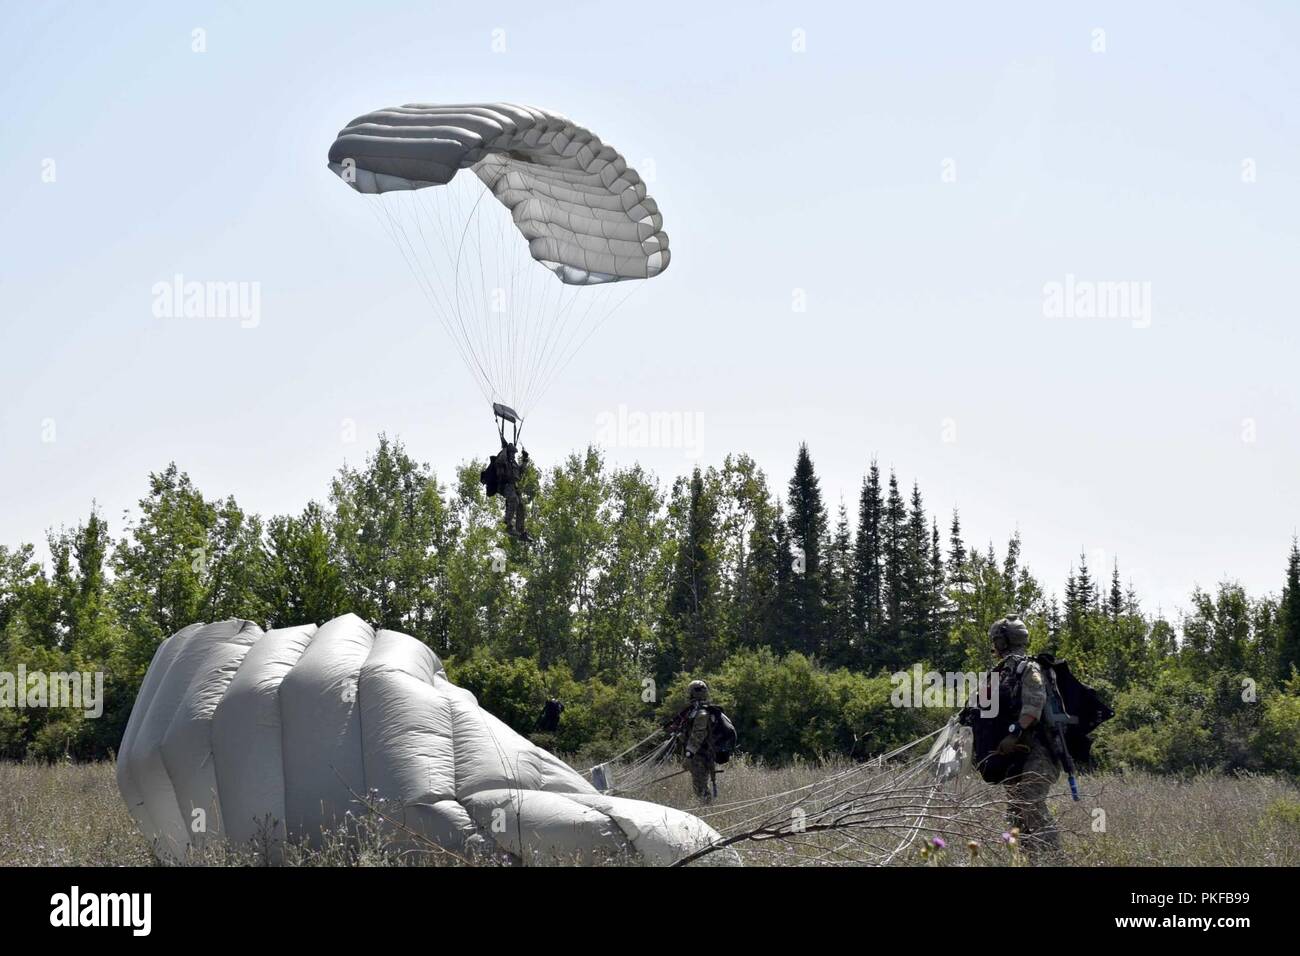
left=480, top=454, right=501, bottom=497
left=961, top=659, right=1028, bottom=784
left=960, top=652, right=1112, bottom=784
left=1042, top=654, right=1113, bottom=768
left=709, top=706, right=737, bottom=763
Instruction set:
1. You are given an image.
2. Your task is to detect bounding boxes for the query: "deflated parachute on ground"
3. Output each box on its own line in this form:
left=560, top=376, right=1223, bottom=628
left=326, top=103, right=670, bottom=417
left=117, top=614, right=724, bottom=865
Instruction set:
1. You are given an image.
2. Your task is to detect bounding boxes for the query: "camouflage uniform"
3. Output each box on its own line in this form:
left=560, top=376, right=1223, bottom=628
left=496, top=445, right=529, bottom=539
left=503, top=483, right=526, bottom=538
left=1000, top=653, right=1062, bottom=855
left=683, top=703, right=716, bottom=801
left=677, top=680, right=716, bottom=803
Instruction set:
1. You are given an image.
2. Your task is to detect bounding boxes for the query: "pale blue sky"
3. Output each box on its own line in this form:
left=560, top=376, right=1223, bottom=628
left=2, top=1, right=1298, bottom=616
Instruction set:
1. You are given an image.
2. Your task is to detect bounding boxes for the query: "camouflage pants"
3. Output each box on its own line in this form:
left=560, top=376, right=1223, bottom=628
left=1004, top=739, right=1061, bottom=855
left=503, top=485, right=526, bottom=536
left=687, top=756, right=715, bottom=803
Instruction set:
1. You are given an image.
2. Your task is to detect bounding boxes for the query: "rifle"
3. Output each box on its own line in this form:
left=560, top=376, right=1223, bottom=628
left=1041, top=664, right=1080, bottom=801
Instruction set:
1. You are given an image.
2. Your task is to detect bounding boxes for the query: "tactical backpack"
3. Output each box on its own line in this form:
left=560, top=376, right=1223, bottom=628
left=708, top=706, right=738, bottom=763
left=480, top=452, right=502, bottom=497
left=959, top=652, right=1112, bottom=784
left=961, top=657, right=1031, bottom=783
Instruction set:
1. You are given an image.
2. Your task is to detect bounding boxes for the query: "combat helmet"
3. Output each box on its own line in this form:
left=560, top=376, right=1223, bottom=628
left=989, top=615, right=1030, bottom=655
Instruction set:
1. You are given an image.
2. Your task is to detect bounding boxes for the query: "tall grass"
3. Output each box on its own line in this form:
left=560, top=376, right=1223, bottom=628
left=2, top=759, right=1296, bottom=866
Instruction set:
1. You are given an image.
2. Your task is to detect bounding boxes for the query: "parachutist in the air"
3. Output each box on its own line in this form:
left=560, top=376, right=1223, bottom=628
left=479, top=404, right=533, bottom=542
left=497, top=438, right=532, bottom=542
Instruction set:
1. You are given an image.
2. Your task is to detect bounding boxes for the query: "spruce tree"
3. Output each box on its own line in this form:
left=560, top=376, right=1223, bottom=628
left=1003, top=532, right=1022, bottom=605
left=1076, top=551, right=1096, bottom=612
left=1109, top=559, right=1124, bottom=622
left=1278, top=538, right=1300, bottom=681
left=770, top=501, right=796, bottom=653
left=930, top=518, right=947, bottom=656
left=881, top=471, right=908, bottom=665
left=853, top=461, right=885, bottom=665
left=663, top=468, right=720, bottom=676
left=904, top=482, right=931, bottom=662
left=786, top=443, right=828, bottom=657
left=826, top=501, right=854, bottom=665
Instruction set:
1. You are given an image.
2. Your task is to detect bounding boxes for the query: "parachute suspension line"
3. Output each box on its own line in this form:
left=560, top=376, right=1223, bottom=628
left=525, top=288, right=596, bottom=413
left=413, top=178, right=513, bottom=413
left=588, top=735, right=683, bottom=796
left=397, top=182, right=490, bottom=405
left=469, top=183, right=506, bottom=407
left=484, top=184, right=509, bottom=406
left=371, top=172, right=645, bottom=422
left=460, top=172, right=632, bottom=417
left=525, top=280, right=646, bottom=414
left=368, top=198, right=494, bottom=405
left=451, top=184, right=502, bottom=407
left=515, top=280, right=588, bottom=415
left=505, top=191, right=536, bottom=413
left=376, top=192, right=493, bottom=404
left=692, top=726, right=945, bottom=822
left=451, top=178, right=551, bottom=417
left=515, top=253, right=555, bottom=414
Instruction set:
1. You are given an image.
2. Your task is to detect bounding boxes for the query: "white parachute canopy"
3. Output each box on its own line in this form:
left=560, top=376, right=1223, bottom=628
left=327, top=103, right=670, bottom=419
left=116, top=614, right=725, bottom=865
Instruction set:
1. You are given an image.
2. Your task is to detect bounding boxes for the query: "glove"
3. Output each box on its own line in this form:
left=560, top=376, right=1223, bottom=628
left=996, top=733, right=1027, bottom=757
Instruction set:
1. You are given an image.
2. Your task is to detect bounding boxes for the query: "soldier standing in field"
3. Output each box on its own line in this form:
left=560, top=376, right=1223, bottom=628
left=669, top=680, right=717, bottom=803
left=988, top=616, right=1062, bottom=856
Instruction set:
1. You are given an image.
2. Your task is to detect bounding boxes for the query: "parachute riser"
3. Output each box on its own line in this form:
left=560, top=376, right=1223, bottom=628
left=493, top=402, right=523, bottom=446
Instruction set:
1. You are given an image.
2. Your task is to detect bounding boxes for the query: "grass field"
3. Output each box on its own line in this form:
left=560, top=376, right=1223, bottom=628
left=3, top=759, right=1297, bottom=867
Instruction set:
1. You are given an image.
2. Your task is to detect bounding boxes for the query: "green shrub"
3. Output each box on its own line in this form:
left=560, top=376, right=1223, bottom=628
left=656, top=647, right=942, bottom=765
left=444, top=652, right=547, bottom=734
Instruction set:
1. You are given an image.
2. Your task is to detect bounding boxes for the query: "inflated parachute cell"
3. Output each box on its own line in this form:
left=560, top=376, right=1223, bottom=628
left=117, top=614, right=725, bottom=865
left=326, top=103, right=669, bottom=285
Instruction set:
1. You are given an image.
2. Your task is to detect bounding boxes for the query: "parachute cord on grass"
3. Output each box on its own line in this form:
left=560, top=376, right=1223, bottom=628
left=874, top=770, right=942, bottom=866
left=584, top=735, right=682, bottom=796
left=695, top=727, right=944, bottom=819
left=695, top=762, right=866, bottom=819
left=675, top=729, right=955, bottom=865
left=606, top=767, right=689, bottom=796
left=680, top=771, right=941, bottom=866
left=580, top=728, right=665, bottom=775
left=712, top=754, right=932, bottom=835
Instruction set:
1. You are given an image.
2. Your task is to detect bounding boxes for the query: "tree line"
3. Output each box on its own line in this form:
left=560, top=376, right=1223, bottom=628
left=2, top=435, right=1298, bottom=773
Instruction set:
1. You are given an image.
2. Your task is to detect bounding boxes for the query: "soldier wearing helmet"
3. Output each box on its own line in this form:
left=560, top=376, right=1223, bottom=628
left=668, top=680, right=719, bottom=803
left=988, top=615, right=1062, bottom=855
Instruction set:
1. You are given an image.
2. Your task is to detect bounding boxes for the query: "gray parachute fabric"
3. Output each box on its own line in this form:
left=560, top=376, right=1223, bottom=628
left=117, top=614, right=726, bottom=866
left=326, top=103, right=670, bottom=417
